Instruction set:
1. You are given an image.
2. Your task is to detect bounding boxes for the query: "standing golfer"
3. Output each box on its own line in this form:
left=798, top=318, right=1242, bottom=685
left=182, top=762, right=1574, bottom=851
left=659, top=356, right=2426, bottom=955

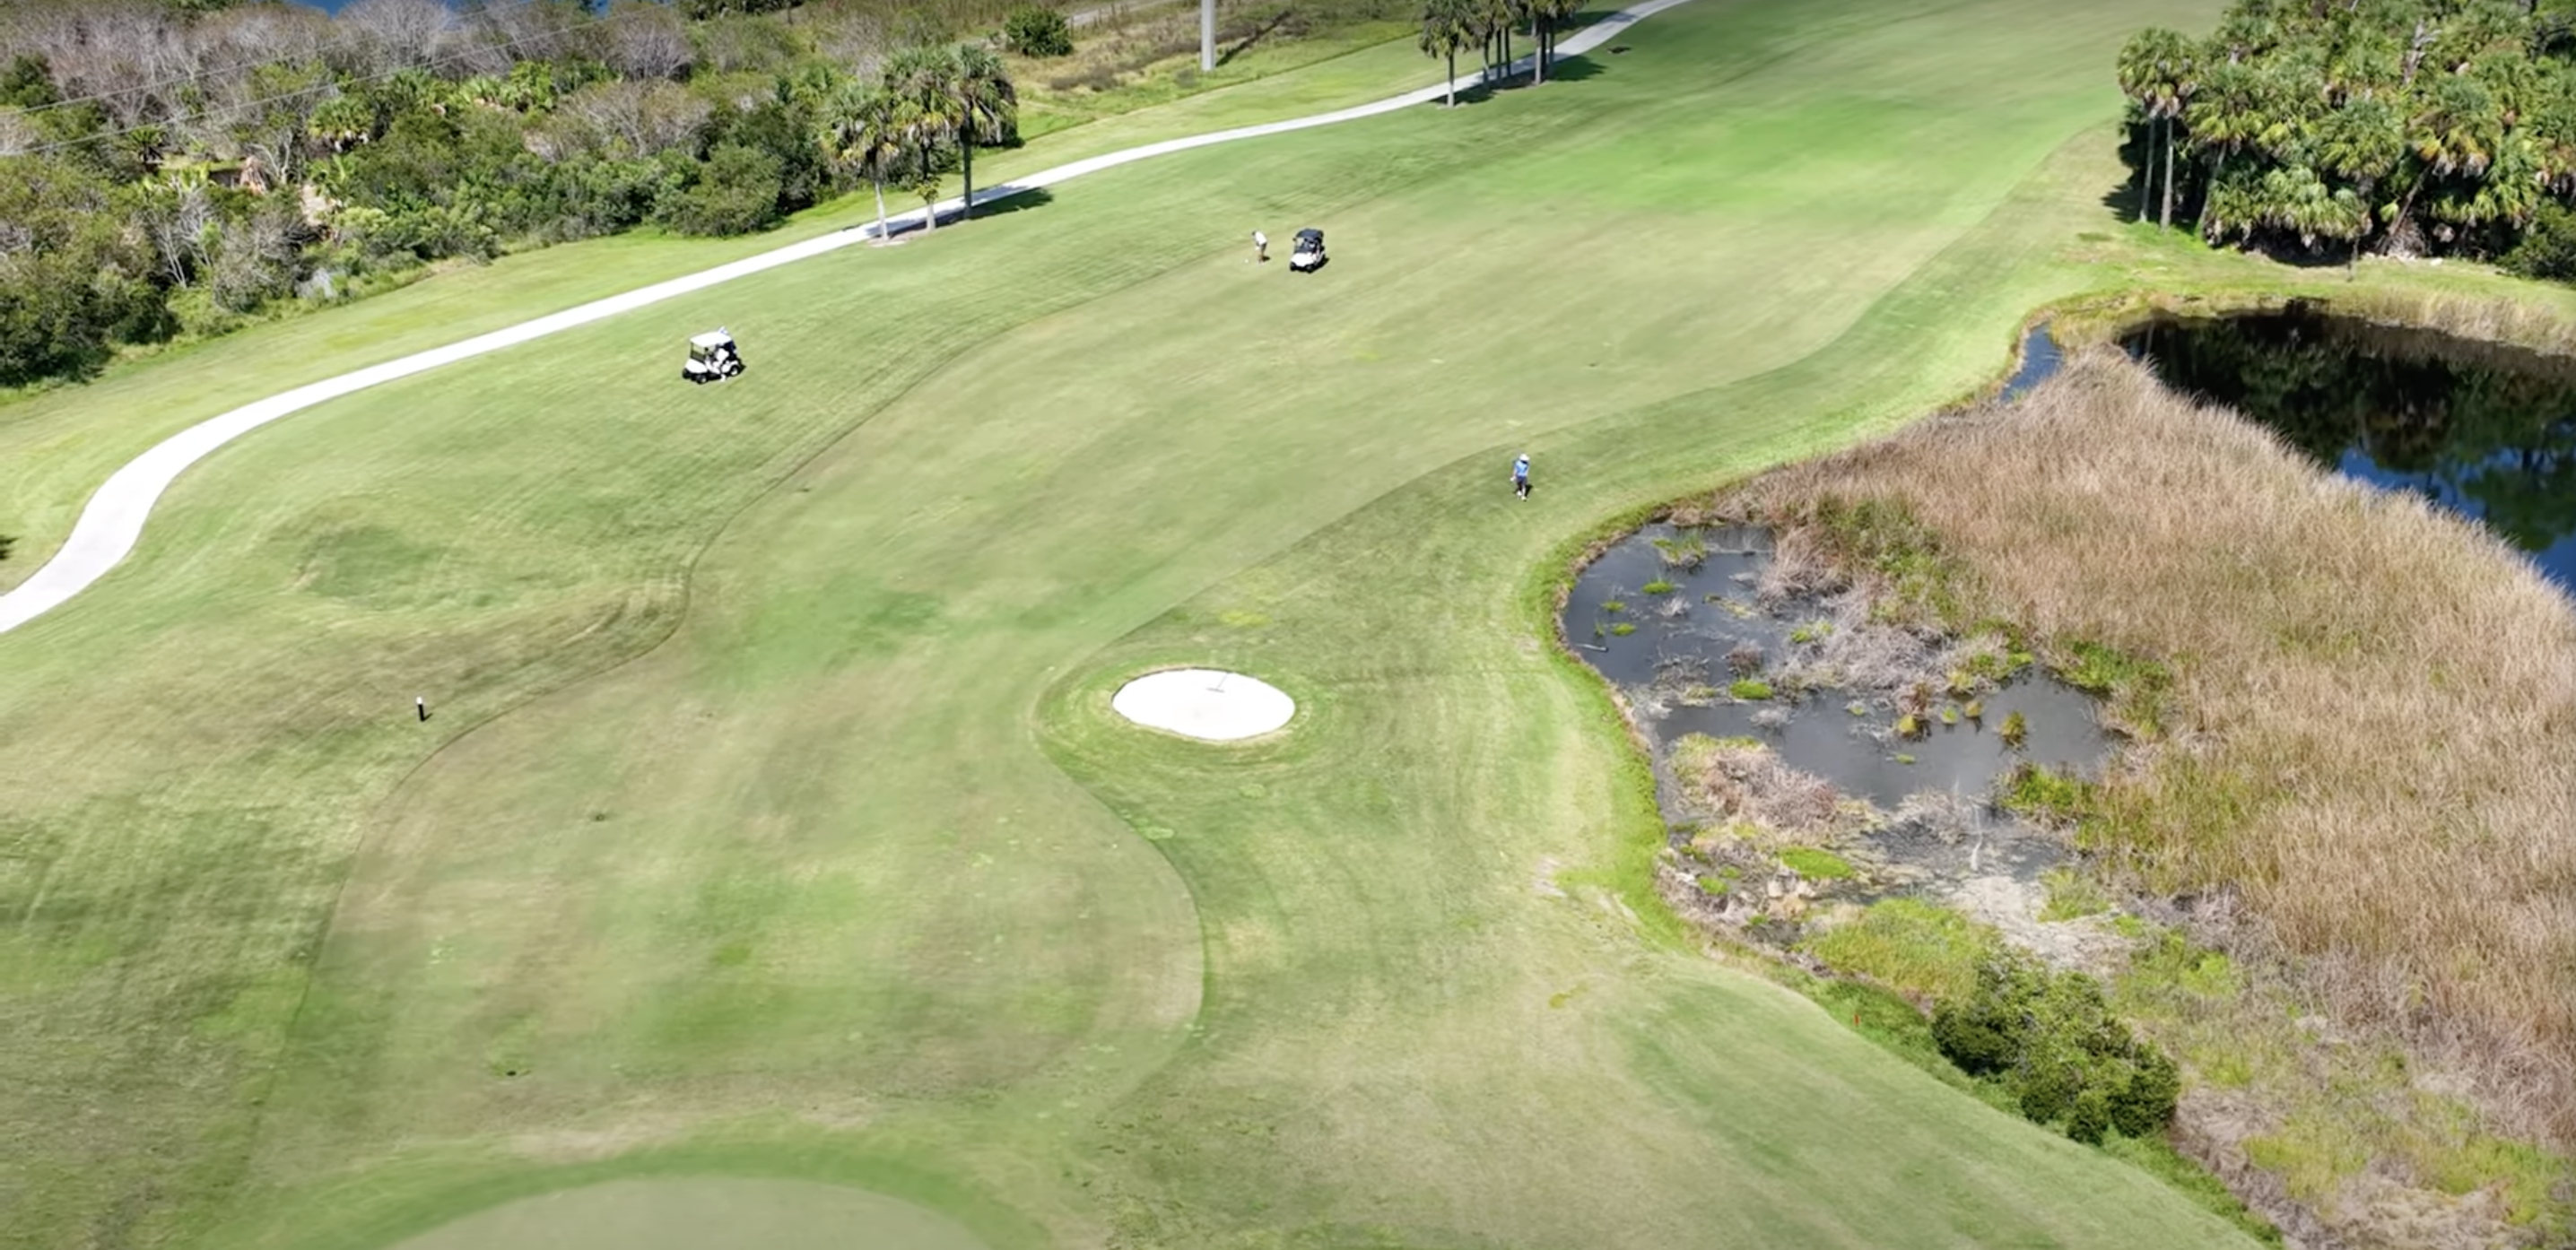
left=415, top=695, right=428, bottom=723
left=1253, top=230, right=1269, bottom=263
left=1512, top=453, right=1532, bottom=499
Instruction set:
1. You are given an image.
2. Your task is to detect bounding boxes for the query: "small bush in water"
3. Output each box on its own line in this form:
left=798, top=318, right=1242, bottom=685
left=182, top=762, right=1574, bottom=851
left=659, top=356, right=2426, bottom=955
left=1610, top=621, right=1637, bottom=637
left=1998, top=709, right=2028, bottom=747
left=2002, top=762, right=2095, bottom=824
left=1641, top=578, right=1677, bottom=595
left=1729, top=678, right=1773, bottom=701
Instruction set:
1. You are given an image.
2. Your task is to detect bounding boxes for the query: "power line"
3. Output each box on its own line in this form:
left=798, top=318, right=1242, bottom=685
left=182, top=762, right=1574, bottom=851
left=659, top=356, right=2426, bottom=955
left=16, top=1, right=658, bottom=159
left=13, top=0, right=585, bottom=119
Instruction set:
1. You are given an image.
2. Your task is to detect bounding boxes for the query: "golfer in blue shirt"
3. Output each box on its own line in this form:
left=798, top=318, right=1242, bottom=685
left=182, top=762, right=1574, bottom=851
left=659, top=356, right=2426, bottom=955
left=1512, top=454, right=1531, bottom=499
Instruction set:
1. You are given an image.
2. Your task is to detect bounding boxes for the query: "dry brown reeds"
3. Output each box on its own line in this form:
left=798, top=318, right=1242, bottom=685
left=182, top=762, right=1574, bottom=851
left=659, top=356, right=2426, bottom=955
left=1717, top=350, right=2576, bottom=1151
left=1668, top=735, right=1842, bottom=838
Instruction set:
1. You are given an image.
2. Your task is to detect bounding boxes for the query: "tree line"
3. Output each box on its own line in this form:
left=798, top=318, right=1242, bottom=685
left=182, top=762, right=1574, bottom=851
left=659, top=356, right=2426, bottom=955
left=1414, top=0, right=1581, bottom=107
left=2117, top=0, right=2576, bottom=271
left=0, top=0, right=1038, bottom=388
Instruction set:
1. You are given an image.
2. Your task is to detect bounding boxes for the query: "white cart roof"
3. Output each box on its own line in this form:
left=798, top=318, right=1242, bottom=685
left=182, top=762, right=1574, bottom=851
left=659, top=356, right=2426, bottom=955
left=690, top=329, right=734, bottom=348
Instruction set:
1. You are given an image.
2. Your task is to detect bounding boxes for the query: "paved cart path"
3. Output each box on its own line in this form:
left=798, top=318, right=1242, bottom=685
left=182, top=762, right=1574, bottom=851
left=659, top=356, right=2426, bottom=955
left=0, top=0, right=1692, bottom=635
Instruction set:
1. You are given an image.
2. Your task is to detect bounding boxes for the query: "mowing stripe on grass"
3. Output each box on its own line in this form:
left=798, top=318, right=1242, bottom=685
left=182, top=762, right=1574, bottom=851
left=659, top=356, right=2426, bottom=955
left=0, top=0, right=1693, bottom=637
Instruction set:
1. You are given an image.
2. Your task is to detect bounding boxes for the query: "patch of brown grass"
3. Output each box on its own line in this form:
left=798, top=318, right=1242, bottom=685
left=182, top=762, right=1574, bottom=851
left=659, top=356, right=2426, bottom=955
left=1667, top=734, right=1841, bottom=839
left=1713, top=350, right=2576, bottom=1159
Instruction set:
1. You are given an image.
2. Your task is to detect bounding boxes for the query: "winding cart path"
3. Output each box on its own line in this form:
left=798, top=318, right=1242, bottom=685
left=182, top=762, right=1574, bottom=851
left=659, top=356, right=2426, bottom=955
left=0, top=0, right=1691, bottom=635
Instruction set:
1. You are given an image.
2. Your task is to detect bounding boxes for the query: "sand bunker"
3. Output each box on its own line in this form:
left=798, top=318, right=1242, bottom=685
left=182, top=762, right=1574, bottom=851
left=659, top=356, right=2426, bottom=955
left=1112, top=669, right=1294, bottom=741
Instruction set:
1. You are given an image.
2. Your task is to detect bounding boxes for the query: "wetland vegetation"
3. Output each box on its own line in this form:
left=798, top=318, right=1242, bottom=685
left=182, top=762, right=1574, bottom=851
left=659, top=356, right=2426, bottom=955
left=1570, top=346, right=2576, bottom=1246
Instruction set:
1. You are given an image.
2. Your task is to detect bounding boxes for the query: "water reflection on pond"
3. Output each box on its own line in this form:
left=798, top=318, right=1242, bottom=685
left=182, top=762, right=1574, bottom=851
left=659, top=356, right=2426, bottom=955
left=2123, top=306, right=2576, bottom=593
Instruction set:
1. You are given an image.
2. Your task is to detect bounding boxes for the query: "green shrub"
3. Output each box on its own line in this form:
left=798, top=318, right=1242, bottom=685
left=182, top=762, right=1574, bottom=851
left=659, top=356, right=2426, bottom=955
left=2067, top=1088, right=2113, bottom=1145
left=1641, top=578, right=1677, bottom=595
left=1004, top=5, right=1075, bottom=56
left=2110, top=1047, right=2182, bottom=1139
left=2505, top=200, right=2576, bottom=282
left=1932, top=1001, right=2018, bottom=1075
left=1931, top=953, right=2181, bottom=1142
left=1729, top=678, right=1772, bottom=701
left=657, top=143, right=785, bottom=237
left=1609, top=621, right=1637, bottom=637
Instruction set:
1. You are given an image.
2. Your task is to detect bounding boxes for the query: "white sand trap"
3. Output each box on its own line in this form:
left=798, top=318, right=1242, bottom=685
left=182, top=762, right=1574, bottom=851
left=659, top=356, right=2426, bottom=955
left=1113, top=669, right=1295, bottom=741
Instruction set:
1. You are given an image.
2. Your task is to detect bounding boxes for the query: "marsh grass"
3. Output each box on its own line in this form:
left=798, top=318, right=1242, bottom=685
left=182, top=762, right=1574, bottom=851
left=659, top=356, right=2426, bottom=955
left=1780, top=846, right=1854, bottom=881
left=1803, top=897, right=1996, bottom=1003
left=1715, top=350, right=2576, bottom=1220
left=2040, top=866, right=2110, bottom=922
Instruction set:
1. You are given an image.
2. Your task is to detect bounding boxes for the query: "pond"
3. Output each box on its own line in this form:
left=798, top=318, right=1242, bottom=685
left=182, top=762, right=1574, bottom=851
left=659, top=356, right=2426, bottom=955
left=2122, top=306, right=2576, bottom=594
left=1566, top=525, right=2108, bottom=815
left=1562, top=523, right=2117, bottom=912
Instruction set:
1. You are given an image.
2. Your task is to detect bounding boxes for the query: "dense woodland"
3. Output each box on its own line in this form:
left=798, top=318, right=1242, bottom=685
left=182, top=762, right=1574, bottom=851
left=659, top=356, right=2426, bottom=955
left=2118, top=0, right=2576, bottom=270
left=0, top=0, right=1046, bottom=387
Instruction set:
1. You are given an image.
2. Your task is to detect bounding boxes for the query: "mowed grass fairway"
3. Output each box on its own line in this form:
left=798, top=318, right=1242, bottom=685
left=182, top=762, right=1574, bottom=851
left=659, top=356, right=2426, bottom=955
left=0, top=0, right=2262, bottom=1246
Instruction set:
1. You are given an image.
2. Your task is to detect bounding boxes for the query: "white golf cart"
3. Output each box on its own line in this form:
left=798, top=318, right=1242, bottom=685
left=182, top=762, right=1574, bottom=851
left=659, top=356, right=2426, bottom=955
left=1288, top=227, right=1327, bottom=273
left=683, top=328, right=745, bottom=384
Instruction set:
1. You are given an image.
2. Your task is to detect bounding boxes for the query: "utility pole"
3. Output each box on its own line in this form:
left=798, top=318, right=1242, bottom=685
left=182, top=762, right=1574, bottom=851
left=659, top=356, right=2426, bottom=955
left=1201, top=0, right=1215, bottom=71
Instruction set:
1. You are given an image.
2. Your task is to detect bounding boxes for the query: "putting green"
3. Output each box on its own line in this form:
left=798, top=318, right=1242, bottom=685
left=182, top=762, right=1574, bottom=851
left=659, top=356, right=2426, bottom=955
left=388, top=1179, right=990, bottom=1250
left=0, top=0, right=2276, bottom=1246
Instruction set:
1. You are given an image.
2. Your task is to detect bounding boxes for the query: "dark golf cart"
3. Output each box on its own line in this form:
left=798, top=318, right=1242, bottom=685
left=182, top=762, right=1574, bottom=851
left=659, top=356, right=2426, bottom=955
left=683, top=328, right=744, bottom=383
left=1288, top=228, right=1326, bottom=273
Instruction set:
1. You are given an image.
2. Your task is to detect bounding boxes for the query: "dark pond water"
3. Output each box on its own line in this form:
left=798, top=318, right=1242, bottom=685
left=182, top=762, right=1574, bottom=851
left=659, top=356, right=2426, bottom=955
left=2122, top=307, right=2576, bottom=594
left=1564, top=524, right=2110, bottom=813
left=2000, top=322, right=2064, bottom=401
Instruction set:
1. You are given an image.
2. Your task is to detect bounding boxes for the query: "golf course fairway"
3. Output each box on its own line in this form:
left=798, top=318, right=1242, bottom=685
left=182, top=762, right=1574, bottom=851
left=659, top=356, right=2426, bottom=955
left=0, top=0, right=2260, bottom=1246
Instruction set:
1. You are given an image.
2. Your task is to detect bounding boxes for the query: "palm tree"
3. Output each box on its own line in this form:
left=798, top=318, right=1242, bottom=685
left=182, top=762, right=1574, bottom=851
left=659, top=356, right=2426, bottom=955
left=823, top=82, right=908, bottom=244
left=1490, top=0, right=1521, bottom=81
left=948, top=43, right=1017, bottom=222
left=2256, top=162, right=2365, bottom=256
left=1419, top=0, right=1475, bottom=106
left=2117, top=28, right=2197, bottom=228
left=2317, top=94, right=2403, bottom=251
left=2186, top=57, right=2267, bottom=239
left=882, top=45, right=962, bottom=230
left=1529, top=0, right=1579, bottom=83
